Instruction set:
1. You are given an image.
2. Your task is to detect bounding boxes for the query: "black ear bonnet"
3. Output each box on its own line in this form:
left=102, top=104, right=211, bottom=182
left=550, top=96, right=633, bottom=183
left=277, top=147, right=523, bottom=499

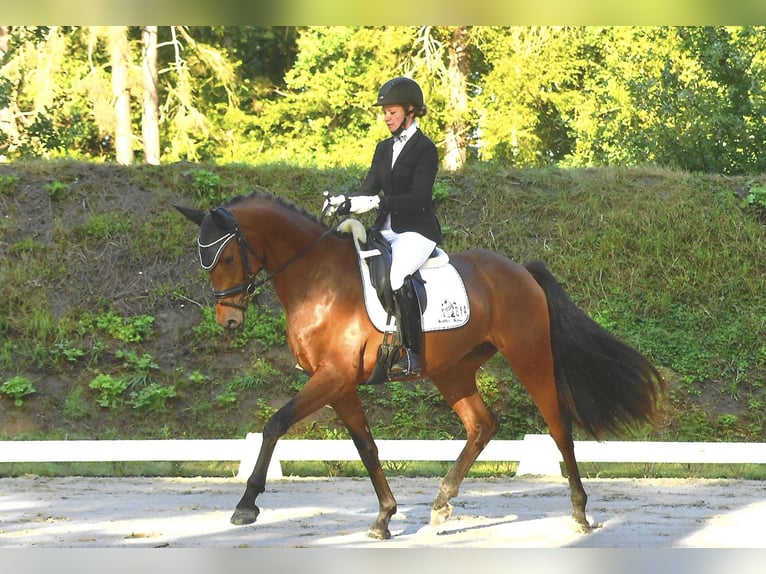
left=197, top=207, right=239, bottom=270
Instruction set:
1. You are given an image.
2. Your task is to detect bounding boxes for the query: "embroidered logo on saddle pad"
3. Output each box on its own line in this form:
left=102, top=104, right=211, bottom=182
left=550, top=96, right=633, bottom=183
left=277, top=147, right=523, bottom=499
left=338, top=219, right=470, bottom=332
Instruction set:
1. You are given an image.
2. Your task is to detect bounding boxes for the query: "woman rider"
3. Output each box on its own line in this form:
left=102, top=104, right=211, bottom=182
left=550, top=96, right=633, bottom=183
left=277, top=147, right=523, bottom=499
left=326, top=77, right=442, bottom=378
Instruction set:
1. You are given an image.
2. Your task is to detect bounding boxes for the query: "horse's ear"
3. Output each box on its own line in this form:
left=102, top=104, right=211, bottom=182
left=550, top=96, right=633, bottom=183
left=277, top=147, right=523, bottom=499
left=174, top=205, right=206, bottom=227
left=209, top=207, right=235, bottom=230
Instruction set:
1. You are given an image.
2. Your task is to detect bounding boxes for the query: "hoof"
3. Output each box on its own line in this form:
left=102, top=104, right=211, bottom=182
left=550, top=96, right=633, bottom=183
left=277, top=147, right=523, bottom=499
left=230, top=505, right=260, bottom=525
left=430, top=502, right=452, bottom=527
left=366, top=526, right=392, bottom=540
left=573, top=515, right=592, bottom=534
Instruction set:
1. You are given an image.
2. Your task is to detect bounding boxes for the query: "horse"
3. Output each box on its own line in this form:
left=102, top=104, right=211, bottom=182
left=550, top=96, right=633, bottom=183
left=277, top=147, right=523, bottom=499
left=176, top=192, right=664, bottom=539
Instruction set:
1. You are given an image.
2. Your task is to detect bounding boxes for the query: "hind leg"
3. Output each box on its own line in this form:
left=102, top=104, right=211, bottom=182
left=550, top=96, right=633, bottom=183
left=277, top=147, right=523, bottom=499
left=552, top=425, right=590, bottom=531
left=333, top=392, right=397, bottom=539
left=495, top=306, right=591, bottom=531
left=429, top=352, right=499, bottom=526
left=501, top=350, right=591, bottom=532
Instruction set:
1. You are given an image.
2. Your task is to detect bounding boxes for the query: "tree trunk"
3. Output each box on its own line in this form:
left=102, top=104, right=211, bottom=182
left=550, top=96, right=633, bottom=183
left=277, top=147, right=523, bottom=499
left=141, top=26, right=160, bottom=165
left=0, top=26, right=10, bottom=58
left=442, top=27, right=471, bottom=172
left=109, top=26, right=133, bottom=165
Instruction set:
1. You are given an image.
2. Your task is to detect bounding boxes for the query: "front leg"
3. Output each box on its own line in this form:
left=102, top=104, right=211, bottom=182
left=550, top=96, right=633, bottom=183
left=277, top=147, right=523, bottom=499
left=231, top=373, right=337, bottom=526
left=230, top=401, right=294, bottom=525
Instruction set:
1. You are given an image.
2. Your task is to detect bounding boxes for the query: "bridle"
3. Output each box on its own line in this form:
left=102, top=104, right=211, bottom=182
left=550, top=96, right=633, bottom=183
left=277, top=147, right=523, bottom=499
left=199, top=208, right=265, bottom=311
left=200, top=206, right=336, bottom=312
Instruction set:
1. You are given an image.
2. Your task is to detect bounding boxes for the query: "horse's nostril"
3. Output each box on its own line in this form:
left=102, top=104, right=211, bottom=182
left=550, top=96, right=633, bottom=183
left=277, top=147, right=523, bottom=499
left=227, top=319, right=240, bottom=330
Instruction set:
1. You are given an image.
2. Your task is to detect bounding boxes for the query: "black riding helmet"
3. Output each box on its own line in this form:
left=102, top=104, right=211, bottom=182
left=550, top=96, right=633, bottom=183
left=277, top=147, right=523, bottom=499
left=374, top=77, right=427, bottom=118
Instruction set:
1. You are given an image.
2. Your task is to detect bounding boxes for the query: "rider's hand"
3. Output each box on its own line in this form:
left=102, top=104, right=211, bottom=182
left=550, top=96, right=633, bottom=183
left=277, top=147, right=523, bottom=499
left=322, top=193, right=350, bottom=216
left=348, top=195, right=380, bottom=214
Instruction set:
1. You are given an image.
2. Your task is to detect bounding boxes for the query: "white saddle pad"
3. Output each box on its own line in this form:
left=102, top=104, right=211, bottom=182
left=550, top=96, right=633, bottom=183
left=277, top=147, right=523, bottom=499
left=338, top=219, right=470, bottom=333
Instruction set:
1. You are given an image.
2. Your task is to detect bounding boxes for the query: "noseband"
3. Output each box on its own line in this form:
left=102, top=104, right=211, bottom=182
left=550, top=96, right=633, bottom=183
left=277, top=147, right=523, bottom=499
left=199, top=206, right=336, bottom=312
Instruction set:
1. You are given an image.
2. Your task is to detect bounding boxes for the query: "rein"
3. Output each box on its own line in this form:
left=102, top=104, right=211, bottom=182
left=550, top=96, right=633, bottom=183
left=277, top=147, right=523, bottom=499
left=210, top=207, right=338, bottom=311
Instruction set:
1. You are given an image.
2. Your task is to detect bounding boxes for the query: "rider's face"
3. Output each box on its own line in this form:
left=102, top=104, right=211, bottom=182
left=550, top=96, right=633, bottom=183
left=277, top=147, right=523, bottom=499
left=382, top=104, right=411, bottom=133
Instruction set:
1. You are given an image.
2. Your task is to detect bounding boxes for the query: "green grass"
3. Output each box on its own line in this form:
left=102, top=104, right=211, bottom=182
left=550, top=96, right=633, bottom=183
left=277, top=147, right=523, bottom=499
left=0, top=160, right=765, bottom=447
left=2, top=459, right=765, bottom=480
left=0, top=461, right=241, bottom=478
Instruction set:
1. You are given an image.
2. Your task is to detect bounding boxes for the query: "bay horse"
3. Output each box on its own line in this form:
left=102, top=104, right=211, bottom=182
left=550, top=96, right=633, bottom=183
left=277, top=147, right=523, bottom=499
left=176, top=192, right=664, bottom=539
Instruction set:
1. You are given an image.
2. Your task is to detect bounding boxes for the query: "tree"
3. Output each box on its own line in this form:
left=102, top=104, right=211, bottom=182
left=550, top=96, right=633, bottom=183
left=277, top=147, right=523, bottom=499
left=0, top=26, right=103, bottom=159
left=108, top=26, right=133, bottom=165
left=406, top=26, right=475, bottom=171
left=250, top=27, right=413, bottom=167
left=476, top=27, right=584, bottom=166
left=441, top=27, right=472, bottom=171
left=141, top=26, right=160, bottom=165
left=558, top=26, right=766, bottom=175
left=0, top=26, right=9, bottom=58
left=0, top=26, right=13, bottom=159
left=3, top=25, right=766, bottom=175
left=155, top=26, right=241, bottom=161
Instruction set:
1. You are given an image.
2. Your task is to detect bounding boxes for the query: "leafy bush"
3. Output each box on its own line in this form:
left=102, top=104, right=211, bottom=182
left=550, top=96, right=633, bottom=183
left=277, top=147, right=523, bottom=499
left=0, top=174, right=20, bottom=195
left=80, top=311, right=155, bottom=343
left=743, top=183, right=766, bottom=209
left=45, top=180, right=70, bottom=201
left=89, top=373, right=129, bottom=409
left=1, top=375, right=37, bottom=407
left=115, top=349, right=159, bottom=388
left=130, top=383, right=177, bottom=414
left=187, top=168, right=230, bottom=205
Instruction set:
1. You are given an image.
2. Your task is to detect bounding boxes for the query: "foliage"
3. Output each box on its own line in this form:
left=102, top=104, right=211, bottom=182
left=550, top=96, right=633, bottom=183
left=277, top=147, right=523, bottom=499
left=1, top=375, right=37, bottom=407
left=89, top=373, right=129, bottom=409
left=54, top=340, right=86, bottom=363
left=0, top=174, right=20, bottom=194
left=193, top=303, right=286, bottom=349
left=80, top=311, right=155, bottom=343
left=81, top=214, right=132, bottom=239
left=4, top=26, right=766, bottom=174
left=233, top=27, right=400, bottom=166
left=186, top=168, right=227, bottom=204
left=742, top=182, right=766, bottom=220
left=744, top=183, right=766, bottom=208
left=115, top=349, right=160, bottom=389
left=45, top=180, right=70, bottom=201
left=578, top=27, right=766, bottom=175
left=129, top=383, right=177, bottom=414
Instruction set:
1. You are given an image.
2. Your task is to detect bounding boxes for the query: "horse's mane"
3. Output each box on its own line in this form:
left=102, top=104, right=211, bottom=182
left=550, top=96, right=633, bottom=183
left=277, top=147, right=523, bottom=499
left=224, top=190, right=350, bottom=238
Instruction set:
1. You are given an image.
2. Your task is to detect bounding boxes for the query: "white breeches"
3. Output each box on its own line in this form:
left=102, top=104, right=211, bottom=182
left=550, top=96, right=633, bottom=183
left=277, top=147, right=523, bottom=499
left=380, top=228, right=436, bottom=290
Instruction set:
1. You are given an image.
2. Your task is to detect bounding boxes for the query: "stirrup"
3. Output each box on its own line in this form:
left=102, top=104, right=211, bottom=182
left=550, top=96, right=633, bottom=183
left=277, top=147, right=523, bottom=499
left=387, top=347, right=421, bottom=379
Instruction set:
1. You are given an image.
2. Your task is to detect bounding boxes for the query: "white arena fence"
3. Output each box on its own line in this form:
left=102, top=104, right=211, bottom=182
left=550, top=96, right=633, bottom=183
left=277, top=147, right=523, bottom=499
left=1, top=434, right=765, bottom=479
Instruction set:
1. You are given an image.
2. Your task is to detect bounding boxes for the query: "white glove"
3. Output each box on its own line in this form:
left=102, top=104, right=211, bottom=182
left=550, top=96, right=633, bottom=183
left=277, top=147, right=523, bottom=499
left=348, top=195, right=380, bottom=214
left=322, top=192, right=348, bottom=216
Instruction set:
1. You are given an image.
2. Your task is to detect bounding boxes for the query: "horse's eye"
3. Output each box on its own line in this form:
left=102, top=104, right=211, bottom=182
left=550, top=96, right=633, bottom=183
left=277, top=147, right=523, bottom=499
left=222, top=256, right=235, bottom=265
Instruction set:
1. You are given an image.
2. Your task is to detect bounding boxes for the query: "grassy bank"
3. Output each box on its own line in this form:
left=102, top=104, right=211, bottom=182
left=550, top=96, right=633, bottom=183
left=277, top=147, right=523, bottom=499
left=1, top=160, right=765, bottom=450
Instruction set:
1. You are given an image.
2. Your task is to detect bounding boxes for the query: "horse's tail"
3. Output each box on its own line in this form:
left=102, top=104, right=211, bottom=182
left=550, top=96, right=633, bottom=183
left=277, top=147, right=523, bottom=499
left=524, top=259, right=665, bottom=440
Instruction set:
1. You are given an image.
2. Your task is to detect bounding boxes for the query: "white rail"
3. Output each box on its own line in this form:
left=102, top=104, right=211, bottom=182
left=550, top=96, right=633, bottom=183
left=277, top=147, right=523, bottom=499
left=1, top=434, right=765, bottom=480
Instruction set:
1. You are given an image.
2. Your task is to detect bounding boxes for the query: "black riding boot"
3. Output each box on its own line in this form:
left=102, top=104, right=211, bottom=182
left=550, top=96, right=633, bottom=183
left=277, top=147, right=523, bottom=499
left=388, top=277, right=423, bottom=378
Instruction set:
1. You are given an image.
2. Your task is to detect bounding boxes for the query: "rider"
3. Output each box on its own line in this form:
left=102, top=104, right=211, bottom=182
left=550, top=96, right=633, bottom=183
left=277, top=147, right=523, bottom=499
left=326, top=77, right=442, bottom=378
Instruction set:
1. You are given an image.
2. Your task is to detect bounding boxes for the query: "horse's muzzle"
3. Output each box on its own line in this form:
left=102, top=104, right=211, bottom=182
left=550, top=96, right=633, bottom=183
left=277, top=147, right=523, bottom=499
left=216, top=303, right=244, bottom=330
